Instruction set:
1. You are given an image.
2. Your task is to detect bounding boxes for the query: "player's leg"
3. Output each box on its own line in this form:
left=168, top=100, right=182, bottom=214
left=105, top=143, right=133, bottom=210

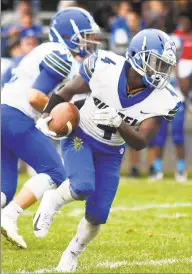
left=172, top=102, right=187, bottom=182
left=1, top=145, right=18, bottom=208
left=177, top=60, right=192, bottom=98
left=148, top=119, right=168, bottom=180
left=147, top=146, right=156, bottom=178
left=1, top=146, right=27, bottom=248
left=56, top=150, right=123, bottom=272
left=33, top=134, right=95, bottom=237
left=2, top=126, right=66, bottom=248
left=1, top=105, right=27, bottom=248
left=128, top=148, right=141, bottom=178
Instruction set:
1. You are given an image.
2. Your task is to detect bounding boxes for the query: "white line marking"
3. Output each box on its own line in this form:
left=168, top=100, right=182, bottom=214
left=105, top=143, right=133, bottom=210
left=111, top=202, right=192, bottom=212
left=67, top=202, right=192, bottom=217
left=9, top=257, right=192, bottom=273
left=67, top=208, right=83, bottom=217
left=158, top=213, right=188, bottom=219
left=97, top=257, right=192, bottom=268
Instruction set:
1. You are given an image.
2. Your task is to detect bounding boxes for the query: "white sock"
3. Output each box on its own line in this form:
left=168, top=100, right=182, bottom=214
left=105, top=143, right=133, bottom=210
left=1, top=192, right=7, bottom=208
left=67, top=217, right=102, bottom=255
left=56, top=179, right=75, bottom=205
left=3, top=201, right=23, bottom=220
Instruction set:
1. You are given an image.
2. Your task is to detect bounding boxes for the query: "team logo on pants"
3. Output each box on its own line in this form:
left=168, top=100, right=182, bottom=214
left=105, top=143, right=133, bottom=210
left=72, top=136, right=84, bottom=151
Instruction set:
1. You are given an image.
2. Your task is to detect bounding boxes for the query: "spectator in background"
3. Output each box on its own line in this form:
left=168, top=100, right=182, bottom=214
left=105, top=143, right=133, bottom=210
left=57, top=0, right=77, bottom=11
left=93, top=3, right=116, bottom=32
left=110, top=1, right=132, bottom=55
left=141, top=1, right=167, bottom=31
left=2, top=0, right=40, bottom=27
left=1, top=39, right=22, bottom=83
left=126, top=12, right=141, bottom=39
left=174, top=14, right=192, bottom=97
left=2, top=36, right=38, bottom=87
left=4, top=12, right=42, bottom=43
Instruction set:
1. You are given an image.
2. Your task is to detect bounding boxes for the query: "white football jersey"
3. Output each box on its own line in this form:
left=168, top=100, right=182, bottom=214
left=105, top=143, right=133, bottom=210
left=79, top=50, right=182, bottom=146
left=1, top=42, right=73, bottom=121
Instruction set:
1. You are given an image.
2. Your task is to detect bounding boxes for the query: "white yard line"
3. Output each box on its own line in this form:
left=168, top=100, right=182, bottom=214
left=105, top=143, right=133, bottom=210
left=3, top=257, right=191, bottom=273
left=97, top=257, right=192, bottom=268
left=112, top=202, right=192, bottom=212
left=158, top=213, right=188, bottom=219
left=68, top=202, right=192, bottom=217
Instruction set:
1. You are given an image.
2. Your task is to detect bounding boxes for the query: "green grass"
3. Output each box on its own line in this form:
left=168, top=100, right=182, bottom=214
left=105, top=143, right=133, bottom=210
left=2, top=174, right=192, bottom=273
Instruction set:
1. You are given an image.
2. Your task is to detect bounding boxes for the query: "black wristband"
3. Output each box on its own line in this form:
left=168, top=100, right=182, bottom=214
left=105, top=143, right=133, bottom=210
left=43, top=93, right=65, bottom=114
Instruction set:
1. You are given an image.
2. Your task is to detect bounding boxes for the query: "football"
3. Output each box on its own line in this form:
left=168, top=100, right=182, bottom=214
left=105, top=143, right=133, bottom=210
left=48, top=102, right=80, bottom=137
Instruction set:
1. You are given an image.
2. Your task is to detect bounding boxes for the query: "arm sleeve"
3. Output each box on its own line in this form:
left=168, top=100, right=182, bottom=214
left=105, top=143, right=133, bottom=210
left=79, top=53, right=98, bottom=85
left=40, top=50, right=72, bottom=79
left=32, top=68, right=63, bottom=94
left=32, top=50, right=73, bottom=94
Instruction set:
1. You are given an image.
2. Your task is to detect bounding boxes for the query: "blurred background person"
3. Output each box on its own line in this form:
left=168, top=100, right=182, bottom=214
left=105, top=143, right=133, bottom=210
left=174, top=14, right=192, bottom=99
left=57, top=0, right=78, bottom=11
left=3, top=12, right=42, bottom=44
left=2, top=35, right=38, bottom=87
left=126, top=11, right=141, bottom=38
left=110, top=1, right=132, bottom=55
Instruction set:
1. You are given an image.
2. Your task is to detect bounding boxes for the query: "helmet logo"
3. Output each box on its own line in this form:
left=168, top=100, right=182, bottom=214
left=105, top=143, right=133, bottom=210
left=163, top=40, right=176, bottom=60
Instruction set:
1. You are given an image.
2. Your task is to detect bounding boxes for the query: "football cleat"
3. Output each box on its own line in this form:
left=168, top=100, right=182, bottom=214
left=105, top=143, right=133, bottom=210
left=1, top=211, right=27, bottom=249
left=33, top=190, right=59, bottom=238
left=149, top=172, right=164, bottom=181
left=55, top=250, right=78, bottom=273
left=130, top=167, right=141, bottom=178
left=175, top=172, right=187, bottom=183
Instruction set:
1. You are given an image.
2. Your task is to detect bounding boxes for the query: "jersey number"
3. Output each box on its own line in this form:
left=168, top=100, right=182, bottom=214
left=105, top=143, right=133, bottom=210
left=97, top=124, right=117, bottom=140
left=101, top=57, right=116, bottom=65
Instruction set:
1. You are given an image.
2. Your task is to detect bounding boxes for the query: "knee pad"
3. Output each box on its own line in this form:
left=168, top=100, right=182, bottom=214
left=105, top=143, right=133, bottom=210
left=1, top=192, right=7, bottom=208
left=24, top=173, right=56, bottom=200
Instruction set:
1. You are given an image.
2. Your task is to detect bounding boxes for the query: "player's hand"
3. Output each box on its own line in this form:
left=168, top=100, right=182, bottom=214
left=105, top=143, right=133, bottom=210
left=92, top=107, right=123, bottom=128
left=36, top=117, right=57, bottom=137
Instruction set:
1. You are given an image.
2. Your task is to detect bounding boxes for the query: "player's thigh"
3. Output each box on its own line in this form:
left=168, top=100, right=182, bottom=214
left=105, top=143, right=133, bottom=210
left=12, top=127, right=66, bottom=185
left=85, top=152, right=122, bottom=225
left=172, top=102, right=186, bottom=145
left=149, top=118, right=168, bottom=147
left=61, top=136, right=95, bottom=198
left=1, top=144, right=18, bottom=202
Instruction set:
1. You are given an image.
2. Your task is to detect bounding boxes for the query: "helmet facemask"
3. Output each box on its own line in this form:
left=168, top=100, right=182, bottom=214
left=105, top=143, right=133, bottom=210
left=127, top=50, right=176, bottom=90
left=70, top=19, right=101, bottom=57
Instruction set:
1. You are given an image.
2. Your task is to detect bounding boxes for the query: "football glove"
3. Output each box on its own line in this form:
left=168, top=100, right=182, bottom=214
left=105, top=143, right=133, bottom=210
left=36, top=117, right=67, bottom=140
left=92, top=107, right=123, bottom=128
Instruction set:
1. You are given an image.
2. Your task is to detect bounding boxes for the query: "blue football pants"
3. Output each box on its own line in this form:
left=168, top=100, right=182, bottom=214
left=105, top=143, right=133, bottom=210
left=1, top=105, right=66, bottom=203
left=61, top=128, right=125, bottom=225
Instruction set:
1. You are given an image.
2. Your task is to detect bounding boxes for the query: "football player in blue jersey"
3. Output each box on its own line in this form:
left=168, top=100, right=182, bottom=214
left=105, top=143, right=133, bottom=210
left=148, top=70, right=187, bottom=182
left=1, top=7, right=100, bottom=249
left=33, top=29, right=181, bottom=272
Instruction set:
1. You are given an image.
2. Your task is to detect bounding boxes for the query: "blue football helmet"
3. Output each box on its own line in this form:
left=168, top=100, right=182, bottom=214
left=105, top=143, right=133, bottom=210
left=49, top=7, right=101, bottom=57
left=126, top=29, right=177, bottom=89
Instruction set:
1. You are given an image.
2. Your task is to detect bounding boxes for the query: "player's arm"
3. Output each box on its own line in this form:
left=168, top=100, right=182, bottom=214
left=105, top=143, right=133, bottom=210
left=41, top=53, right=96, bottom=118
left=29, top=50, right=73, bottom=112
left=117, top=117, right=162, bottom=150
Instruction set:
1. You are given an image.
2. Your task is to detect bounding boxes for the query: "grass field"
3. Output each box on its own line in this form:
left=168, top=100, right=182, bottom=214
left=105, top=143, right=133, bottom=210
left=2, top=174, right=192, bottom=273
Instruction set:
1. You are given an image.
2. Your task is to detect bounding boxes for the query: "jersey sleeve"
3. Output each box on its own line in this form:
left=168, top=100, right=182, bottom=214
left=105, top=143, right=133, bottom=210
left=163, top=85, right=182, bottom=121
left=40, top=50, right=72, bottom=80
left=79, top=53, right=98, bottom=85
left=163, top=101, right=181, bottom=121
left=32, top=50, right=72, bottom=94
